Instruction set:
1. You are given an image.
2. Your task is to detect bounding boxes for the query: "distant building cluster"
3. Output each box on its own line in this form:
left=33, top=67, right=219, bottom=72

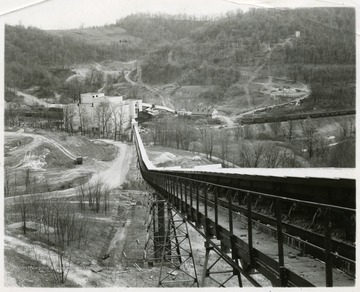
left=176, top=107, right=218, bottom=119
left=191, top=107, right=219, bottom=119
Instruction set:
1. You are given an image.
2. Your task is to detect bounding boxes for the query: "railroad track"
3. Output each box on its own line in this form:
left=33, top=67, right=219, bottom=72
left=238, top=109, right=356, bottom=124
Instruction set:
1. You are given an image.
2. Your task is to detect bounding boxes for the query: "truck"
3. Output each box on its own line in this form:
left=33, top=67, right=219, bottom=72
left=75, top=157, right=83, bottom=165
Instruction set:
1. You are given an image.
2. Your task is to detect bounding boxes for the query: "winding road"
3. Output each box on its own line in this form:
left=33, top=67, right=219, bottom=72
left=4, top=134, right=133, bottom=204
left=88, top=141, right=132, bottom=189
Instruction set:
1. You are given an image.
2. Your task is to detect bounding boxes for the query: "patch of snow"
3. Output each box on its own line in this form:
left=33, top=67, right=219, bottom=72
left=153, top=152, right=176, bottom=165
left=20, top=149, right=49, bottom=171
left=6, top=221, right=55, bottom=233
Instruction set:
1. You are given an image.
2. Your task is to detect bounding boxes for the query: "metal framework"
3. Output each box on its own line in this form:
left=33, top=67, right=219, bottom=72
left=140, top=170, right=355, bottom=287
left=144, top=193, right=198, bottom=287
left=144, top=195, right=167, bottom=265
left=201, top=240, right=243, bottom=287
left=134, top=126, right=356, bottom=287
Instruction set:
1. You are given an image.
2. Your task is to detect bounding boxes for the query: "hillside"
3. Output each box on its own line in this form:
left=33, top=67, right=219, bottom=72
left=139, top=8, right=355, bottom=112
left=5, top=8, right=355, bottom=114
left=5, top=25, right=131, bottom=102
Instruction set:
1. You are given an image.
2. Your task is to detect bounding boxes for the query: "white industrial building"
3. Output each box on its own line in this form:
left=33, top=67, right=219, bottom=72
left=66, top=93, right=142, bottom=136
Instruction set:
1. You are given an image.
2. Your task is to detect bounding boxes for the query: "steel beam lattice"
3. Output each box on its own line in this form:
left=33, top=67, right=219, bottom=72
left=134, top=125, right=356, bottom=287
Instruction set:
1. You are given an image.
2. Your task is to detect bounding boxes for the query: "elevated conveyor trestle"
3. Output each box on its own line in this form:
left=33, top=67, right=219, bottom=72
left=134, top=125, right=355, bottom=287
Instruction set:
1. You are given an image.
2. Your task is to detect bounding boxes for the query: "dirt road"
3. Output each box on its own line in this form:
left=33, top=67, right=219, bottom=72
left=217, top=115, right=234, bottom=127
left=125, top=69, right=175, bottom=109
left=5, top=137, right=133, bottom=204
left=124, top=71, right=136, bottom=85
left=88, top=141, right=132, bottom=189
left=6, top=131, right=77, bottom=169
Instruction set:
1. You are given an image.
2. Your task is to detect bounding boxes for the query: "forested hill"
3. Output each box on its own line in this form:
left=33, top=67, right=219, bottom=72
left=4, top=15, right=205, bottom=100
left=5, top=25, right=126, bottom=98
left=140, top=8, right=355, bottom=109
left=5, top=8, right=355, bottom=110
left=115, top=13, right=208, bottom=45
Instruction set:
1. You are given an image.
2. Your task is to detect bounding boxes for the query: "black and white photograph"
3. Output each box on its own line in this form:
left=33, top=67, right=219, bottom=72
left=1, top=0, right=357, bottom=288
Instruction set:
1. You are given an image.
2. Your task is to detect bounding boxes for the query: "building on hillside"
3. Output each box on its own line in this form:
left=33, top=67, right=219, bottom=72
left=78, top=92, right=106, bottom=108
left=176, top=109, right=191, bottom=116
left=191, top=107, right=219, bottom=119
left=66, top=93, right=142, bottom=137
left=295, top=31, right=301, bottom=38
left=78, top=93, right=142, bottom=120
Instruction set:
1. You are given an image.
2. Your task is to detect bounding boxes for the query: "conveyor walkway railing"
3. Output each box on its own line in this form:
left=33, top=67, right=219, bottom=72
left=132, top=125, right=356, bottom=287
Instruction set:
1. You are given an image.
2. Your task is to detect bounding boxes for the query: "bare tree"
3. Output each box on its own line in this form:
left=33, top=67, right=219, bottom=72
left=103, top=186, right=110, bottom=215
left=179, top=121, right=196, bottom=150
left=233, top=125, right=242, bottom=142
left=329, top=140, right=355, bottom=167
left=263, top=143, right=281, bottom=168
left=242, top=125, right=253, bottom=139
left=170, top=119, right=196, bottom=150
left=111, top=103, right=127, bottom=141
left=16, top=194, right=30, bottom=234
left=78, top=184, right=86, bottom=212
left=95, top=101, right=112, bottom=138
left=25, top=168, right=31, bottom=194
left=301, top=117, right=318, bottom=159
left=48, top=250, right=71, bottom=284
left=280, top=149, right=299, bottom=167
left=199, top=127, right=216, bottom=160
left=237, top=142, right=265, bottom=167
left=281, top=120, right=296, bottom=141
left=218, top=130, right=230, bottom=166
left=78, top=105, right=90, bottom=136
left=63, top=105, right=76, bottom=133
left=269, top=122, right=281, bottom=140
left=313, top=137, right=329, bottom=165
left=252, top=143, right=266, bottom=167
left=5, top=102, right=20, bottom=126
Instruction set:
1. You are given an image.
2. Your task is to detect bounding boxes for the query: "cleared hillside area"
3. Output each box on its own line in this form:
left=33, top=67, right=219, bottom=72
left=48, top=26, right=142, bottom=45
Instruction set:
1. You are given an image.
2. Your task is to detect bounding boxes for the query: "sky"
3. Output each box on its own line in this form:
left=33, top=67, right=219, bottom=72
left=1, top=0, right=358, bottom=30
